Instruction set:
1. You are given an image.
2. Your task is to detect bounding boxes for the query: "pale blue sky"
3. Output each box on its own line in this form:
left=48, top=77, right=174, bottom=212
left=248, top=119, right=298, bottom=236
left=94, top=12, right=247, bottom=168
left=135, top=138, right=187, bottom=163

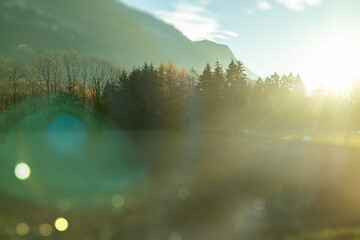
left=121, top=0, right=360, bottom=89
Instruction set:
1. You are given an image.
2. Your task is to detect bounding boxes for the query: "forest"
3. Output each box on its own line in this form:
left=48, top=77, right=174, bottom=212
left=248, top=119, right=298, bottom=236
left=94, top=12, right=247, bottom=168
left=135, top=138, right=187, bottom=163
left=0, top=50, right=359, bottom=132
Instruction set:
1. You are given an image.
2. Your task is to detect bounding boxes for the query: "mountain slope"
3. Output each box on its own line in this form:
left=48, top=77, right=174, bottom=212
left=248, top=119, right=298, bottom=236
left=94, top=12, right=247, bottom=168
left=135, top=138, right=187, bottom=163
left=0, top=0, right=257, bottom=78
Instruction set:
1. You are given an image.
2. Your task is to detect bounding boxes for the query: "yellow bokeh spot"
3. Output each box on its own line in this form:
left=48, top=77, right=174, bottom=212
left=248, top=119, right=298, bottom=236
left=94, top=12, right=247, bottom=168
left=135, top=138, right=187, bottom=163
left=54, top=218, right=69, bottom=232
left=15, top=163, right=31, bottom=180
left=16, top=223, right=30, bottom=236
left=39, top=223, right=53, bottom=237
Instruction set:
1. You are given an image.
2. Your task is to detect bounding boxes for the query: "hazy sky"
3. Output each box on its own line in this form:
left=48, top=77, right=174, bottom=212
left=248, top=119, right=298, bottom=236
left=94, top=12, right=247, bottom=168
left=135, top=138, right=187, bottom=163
left=121, top=0, right=360, bottom=89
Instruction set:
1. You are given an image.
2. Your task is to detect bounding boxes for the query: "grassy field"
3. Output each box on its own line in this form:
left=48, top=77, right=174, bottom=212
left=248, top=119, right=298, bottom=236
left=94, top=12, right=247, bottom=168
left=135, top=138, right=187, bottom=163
left=246, top=128, right=360, bottom=148
left=2, top=130, right=360, bottom=239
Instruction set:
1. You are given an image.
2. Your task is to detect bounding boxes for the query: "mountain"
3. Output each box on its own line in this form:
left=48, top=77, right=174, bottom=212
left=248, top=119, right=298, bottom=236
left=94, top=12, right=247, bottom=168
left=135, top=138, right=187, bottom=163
left=0, top=0, right=257, bottom=78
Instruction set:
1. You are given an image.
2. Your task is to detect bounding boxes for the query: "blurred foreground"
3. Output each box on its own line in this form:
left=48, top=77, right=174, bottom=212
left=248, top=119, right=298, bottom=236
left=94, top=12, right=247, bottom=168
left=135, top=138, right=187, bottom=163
left=2, top=129, right=360, bottom=239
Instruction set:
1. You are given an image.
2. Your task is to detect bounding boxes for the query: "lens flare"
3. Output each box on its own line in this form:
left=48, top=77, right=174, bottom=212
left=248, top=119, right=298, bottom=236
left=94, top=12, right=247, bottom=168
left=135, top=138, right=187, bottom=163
left=47, top=115, right=87, bottom=156
left=112, top=194, right=125, bottom=208
left=55, top=218, right=69, bottom=232
left=39, top=223, right=53, bottom=237
left=14, top=163, right=31, bottom=180
left=16, top=223, right=30, bottom=236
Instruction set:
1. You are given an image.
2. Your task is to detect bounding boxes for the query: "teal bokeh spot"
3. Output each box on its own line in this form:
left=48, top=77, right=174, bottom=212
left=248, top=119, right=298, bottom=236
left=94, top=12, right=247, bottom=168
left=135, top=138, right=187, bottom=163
left=47, top=115, right=87, bottom=156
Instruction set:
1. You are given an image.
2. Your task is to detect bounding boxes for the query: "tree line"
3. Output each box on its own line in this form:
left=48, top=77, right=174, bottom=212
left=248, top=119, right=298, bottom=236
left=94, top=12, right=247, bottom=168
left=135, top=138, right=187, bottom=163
left=1, top=50, right=360, bottom=131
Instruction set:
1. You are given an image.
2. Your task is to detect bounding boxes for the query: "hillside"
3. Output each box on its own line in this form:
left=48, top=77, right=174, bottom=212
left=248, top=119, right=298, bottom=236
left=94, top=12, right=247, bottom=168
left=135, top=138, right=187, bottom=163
left=0, top=0, right=257, bottom=78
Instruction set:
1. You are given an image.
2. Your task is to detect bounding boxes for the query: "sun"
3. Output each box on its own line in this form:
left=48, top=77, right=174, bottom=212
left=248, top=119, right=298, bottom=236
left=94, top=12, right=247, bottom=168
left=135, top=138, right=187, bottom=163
left=300, top=38, right=360, bottom=92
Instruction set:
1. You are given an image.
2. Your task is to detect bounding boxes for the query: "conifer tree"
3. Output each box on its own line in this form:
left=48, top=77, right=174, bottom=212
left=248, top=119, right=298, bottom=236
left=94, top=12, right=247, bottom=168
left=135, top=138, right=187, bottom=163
left=293, top=73, right=306, bottom=97
left=252, top=77, right=265, bottom=103
left=197, top=63, right=214, bottom=128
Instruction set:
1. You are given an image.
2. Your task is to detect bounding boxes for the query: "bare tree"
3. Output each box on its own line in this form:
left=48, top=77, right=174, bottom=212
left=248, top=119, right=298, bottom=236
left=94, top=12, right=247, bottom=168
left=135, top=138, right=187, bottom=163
left=80, top=55, right=90, bottom=109
left=24, top=66, right=43, bottom=98
left=0, top=57, right=8, bottom=79
left=63, top=50, right=80, bottom=97
left=88, top=55, right=112, bottom=108
left=34, top=53, right=55, bottom=100
left=8, top=59, right=25, bottom=107
left=0, top=57, right=9, bottom=110
left=52, top=52, right=62, bottom=93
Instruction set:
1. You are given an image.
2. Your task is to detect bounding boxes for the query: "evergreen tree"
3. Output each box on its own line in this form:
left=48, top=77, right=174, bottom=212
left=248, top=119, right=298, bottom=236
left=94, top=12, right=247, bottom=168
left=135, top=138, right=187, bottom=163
left=279, top=74, right=291, bottom=94
left=196, top=63, right=214, bottom=128
left=197, top=63, right=213, bottom=95
left=223, top=60, right=248, bottom=128
left=212, top=61, right=226, bottom=127
left=265, top=72, right=280, bottom=95
left=224, top=60, right=248, bottom=103
left=213, top=61, right=225, bottom=98
left=252, top=77, right=265, bottom=103
left=293, top=73, right=306, bottom=97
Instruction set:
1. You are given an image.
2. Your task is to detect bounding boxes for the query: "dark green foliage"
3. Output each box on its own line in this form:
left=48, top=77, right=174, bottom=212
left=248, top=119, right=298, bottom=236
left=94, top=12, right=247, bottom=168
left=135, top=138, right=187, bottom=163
left=222, top=60, right=249, bottom=128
